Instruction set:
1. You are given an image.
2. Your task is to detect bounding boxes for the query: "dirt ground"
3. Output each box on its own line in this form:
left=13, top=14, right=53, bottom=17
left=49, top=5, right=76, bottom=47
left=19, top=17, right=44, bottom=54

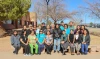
left=0, top=35, right=100, bottom=59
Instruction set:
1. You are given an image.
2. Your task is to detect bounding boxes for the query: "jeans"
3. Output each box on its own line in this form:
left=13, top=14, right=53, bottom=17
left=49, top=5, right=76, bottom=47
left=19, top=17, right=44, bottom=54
left=81, top=44, right=88, bottom=54
left=38, top=44, right=44, bottom=54
left=53, top=38, right=60, bottom=51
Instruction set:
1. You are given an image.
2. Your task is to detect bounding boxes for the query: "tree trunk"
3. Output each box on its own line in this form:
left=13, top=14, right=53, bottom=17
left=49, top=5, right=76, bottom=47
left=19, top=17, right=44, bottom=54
left=54, top=20, right=57, bottom=25
left=14, top=20, right=18, bottom=29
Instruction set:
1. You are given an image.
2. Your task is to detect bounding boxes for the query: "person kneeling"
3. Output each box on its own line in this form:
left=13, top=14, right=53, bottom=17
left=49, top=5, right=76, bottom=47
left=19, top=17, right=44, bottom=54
left=20, top=30, right=30, bottom=56
left=28, top=30, right=38, bottom=55
left=61, top=30, right=69, bottom=55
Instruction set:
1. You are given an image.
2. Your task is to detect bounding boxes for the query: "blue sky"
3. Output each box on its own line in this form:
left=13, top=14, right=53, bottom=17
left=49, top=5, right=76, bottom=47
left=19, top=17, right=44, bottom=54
left=29, top=0, right=100, bottom=24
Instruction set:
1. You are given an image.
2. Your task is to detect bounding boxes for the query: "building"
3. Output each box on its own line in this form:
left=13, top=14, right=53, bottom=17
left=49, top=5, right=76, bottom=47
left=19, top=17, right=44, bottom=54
left=0, top=12, right=37, bottom=30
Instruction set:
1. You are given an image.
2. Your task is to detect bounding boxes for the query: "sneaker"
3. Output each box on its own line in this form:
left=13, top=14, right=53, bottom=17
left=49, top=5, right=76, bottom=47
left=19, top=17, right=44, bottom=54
left=54, top=51, right=56, bottom=53
left=62, top=52, right=66, bottom=55
left=13, top=51, right=15, bottom=54
left=28, top=54, right=33, bottom=56
left=57, top=51, right=59, bottom=53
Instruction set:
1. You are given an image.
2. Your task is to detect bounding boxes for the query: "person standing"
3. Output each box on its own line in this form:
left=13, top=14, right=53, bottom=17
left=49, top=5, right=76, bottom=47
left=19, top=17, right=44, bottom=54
left=41, top=22, right=46, bottom=31
left=28, top=30, right=38, bottom=55
left=53, top=24, right=62, bottom=53
left=45, top=31, right=53, bottom=54
left=20, top=30, right=30, bottom=56
left=64, top=24, right=70, bottom=35
left=21, top=25, right=27, bottom=35
left=10, top=30, right=20, bottom=55
left=27, top=24, right=33, bottom=36
left=60, top=21, right=65, bottom=31
left=36, top=25, right=41, bottom=36
left=61, top=30, right=69, bottom=55
left=68, top=21, right=75, bottom=31
left=43, top=25, right=51, bottom=34
left=81, top=25, right=89, bottom=35
left=81, top=29, right=90, bottom=55
left=68, top=30, right=75, bottom=55
left=21, top=25, right=28, bottom=54
left=74, top=25, right=81, bottom=34
left=50, top=24, right=55, bottom=39
left=74, top=30, right=82, bottom=55
left=37, top=30, right=46, bottom=55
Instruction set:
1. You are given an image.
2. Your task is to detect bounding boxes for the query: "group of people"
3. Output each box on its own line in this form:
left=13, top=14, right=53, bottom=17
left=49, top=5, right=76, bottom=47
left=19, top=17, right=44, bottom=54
left=10, top=21, right=90, bottom=56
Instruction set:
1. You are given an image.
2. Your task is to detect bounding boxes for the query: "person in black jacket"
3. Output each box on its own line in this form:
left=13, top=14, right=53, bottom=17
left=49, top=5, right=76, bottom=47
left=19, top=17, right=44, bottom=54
left=21, top=25, right=27, bottom=36
left=20, top=30, right=30, bottom=56
left=27, top=24, right=33, bottom=36
left=81, top=29, right=90, bottom=55
left=41, top=22, right=46, bottom=31
left=74, top=30, right=82, bottom=55
left=53, top=24, right=62, bottom=53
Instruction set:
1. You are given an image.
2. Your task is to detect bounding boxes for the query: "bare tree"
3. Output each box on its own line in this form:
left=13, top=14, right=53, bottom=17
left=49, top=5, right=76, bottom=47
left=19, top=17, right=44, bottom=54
left=33, top=0, right=73, bottom=24
left=82, top=0, right=100, bottom=19
left=71, top=11, right=84, bottom=25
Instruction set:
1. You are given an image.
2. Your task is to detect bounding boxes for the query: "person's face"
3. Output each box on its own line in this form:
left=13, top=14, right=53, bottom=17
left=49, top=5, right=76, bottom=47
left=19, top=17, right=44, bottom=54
left=34, top=26, right=36, bottom=29
left=61, top=23, right=64, bottom=25
left=14, top=31, right=17, bottom=35
left=47, top=31, right=50, bottom=35
left=47, top=25, right=50, bottom=29
left=84, top=30, right=87, bottom=35
left=64, top=25, right=67, bottom=29
left=77, top=26, right=80, bottom=29
left=29, top=26, right=33, bottom=29
left=70, top=22, right=73, bottom=26
left=23, top=26, right=26, bottom=29
left=40, top=30, right=43, bottom=34
left=42, top=24, right=45, bottom=26
left=51, top=24, right=55, bottom=28
left=82, top=26, right=85, bottom=30
left=31, top=31, right=34, bottom=35
left=63, top=31, right=65, bottom=34
left=56, top=25, right=59, bottom=28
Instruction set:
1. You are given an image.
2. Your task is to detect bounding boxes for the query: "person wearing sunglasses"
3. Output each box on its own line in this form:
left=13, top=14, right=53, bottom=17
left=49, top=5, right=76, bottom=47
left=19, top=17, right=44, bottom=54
left=37, top=30, right=46, bottom=55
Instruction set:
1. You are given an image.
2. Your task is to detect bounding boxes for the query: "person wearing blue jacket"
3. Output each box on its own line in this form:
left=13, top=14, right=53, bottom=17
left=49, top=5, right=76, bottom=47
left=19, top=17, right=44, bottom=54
left=10, top=30, right=20, bottom=55
left=60, top=21, right=65, bottom=31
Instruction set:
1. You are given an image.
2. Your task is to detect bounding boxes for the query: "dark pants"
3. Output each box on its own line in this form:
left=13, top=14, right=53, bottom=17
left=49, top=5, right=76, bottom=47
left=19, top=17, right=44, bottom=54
left=45, top=44, right=53, bottom=53
left=38, top=44, right=44, bottom=54
left=21, top=44, right=30, bottom=54
left=13, top=46, right=20, bottom=54
left=61, top=42, right=69, bottom=52
left=81, top=44, right=88, bottom=54
left=70, top=43, right=75, bottom=53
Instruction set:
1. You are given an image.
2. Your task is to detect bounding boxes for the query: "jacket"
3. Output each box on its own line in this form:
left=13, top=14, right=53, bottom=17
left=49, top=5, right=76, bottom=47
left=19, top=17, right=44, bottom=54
left=10, top=35, right=20, bottom=47
left=81, top=34, right=90, bottom=45
left=74, top=34, right=82, bottom=44
left=53, top=28, right=62, bottom=39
